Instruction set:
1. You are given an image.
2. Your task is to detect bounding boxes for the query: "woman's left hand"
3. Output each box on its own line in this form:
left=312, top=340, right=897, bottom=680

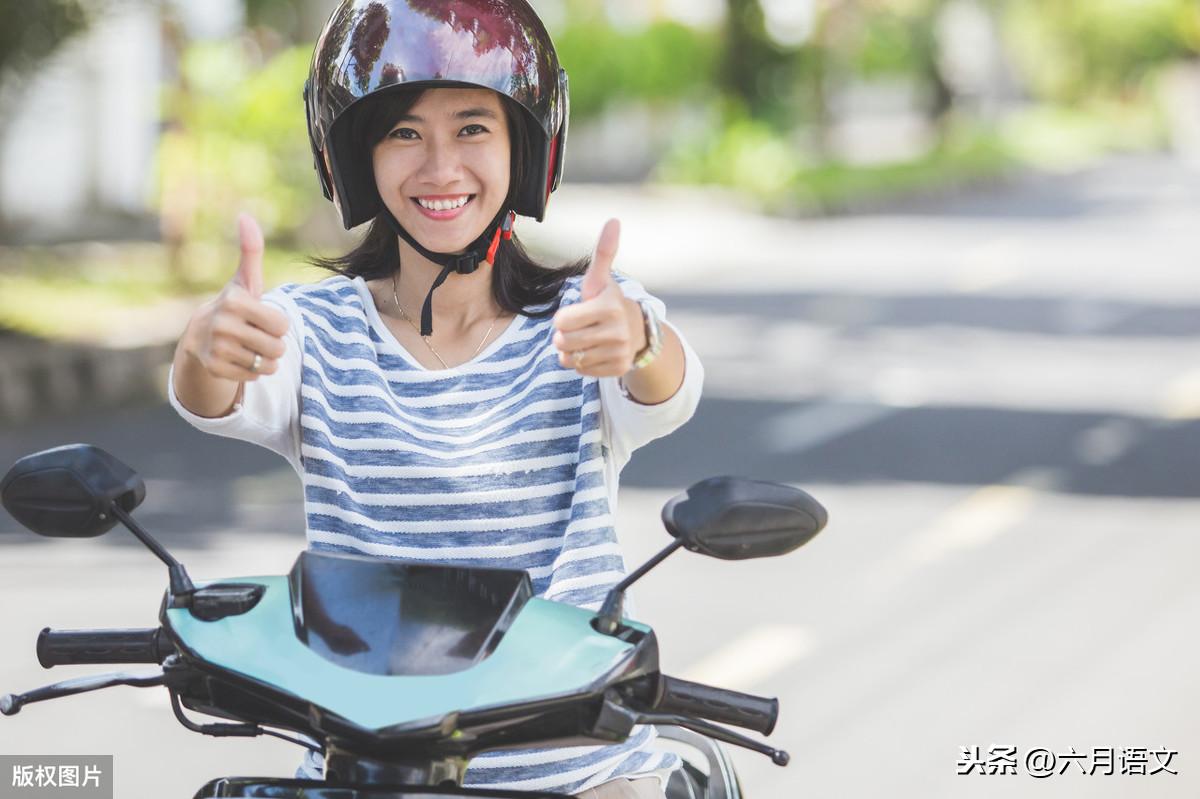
left=552, top=219, right=647, bottom=378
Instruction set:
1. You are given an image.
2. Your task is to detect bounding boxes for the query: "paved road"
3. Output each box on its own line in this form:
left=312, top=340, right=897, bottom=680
left=2, top=154, right=1198, bottom=798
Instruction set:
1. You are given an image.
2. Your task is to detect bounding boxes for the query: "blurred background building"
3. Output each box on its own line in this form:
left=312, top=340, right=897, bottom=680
left=0, top=1, right=242, bottom=242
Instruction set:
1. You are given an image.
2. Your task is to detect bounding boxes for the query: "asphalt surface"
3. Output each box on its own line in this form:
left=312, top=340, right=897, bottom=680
left=1, top=154, right=1199, bottom=798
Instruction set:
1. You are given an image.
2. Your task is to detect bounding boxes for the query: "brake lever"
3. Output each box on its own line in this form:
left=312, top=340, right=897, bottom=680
left=635, top=712, right=790, bottom=766
left=1, top=668, right=165, bottom=716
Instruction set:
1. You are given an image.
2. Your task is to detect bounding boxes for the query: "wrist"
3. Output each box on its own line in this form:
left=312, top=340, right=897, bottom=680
left=179, top=302, right=212, bottom=361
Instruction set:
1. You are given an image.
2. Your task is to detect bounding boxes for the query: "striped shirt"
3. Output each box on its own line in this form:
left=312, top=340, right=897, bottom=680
left=168, top=272, right=703, bottom=795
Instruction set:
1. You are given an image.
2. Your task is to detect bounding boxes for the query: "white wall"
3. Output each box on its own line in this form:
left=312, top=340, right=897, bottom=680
left=0, top=1, right=244, bottom=240
left=0, top=5, right=160, bottom=237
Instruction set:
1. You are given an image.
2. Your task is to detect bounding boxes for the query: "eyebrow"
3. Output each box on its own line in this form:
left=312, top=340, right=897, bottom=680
left=393, top=107, right=499, bottom=123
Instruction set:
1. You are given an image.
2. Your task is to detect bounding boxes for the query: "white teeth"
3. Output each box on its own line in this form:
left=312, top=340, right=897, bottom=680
left=418, top=196, right=470, bottom=211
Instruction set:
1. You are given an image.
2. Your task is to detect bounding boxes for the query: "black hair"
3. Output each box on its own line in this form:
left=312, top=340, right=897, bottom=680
left=309, top=88, right=587, bottom=318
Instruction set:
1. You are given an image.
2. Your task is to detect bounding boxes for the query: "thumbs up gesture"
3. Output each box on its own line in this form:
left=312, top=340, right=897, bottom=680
left=552, top=219, right=647, bottom=377
left=181, top=214, right=290, bottom=382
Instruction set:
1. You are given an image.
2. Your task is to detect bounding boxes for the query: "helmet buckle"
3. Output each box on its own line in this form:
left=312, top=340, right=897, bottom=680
left=485, top=211, right=516, bottom=266
left=452, top=253, right=479, bottom=275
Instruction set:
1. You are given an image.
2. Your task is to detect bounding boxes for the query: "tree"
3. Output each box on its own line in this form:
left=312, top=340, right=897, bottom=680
left=0, top=0, right=90, bottom=81
left=722, top=0, right=792, bottom=120
left=244, top=0, right=330, bottom=43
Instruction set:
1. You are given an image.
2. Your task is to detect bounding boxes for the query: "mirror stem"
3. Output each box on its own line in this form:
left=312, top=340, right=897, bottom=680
left=595, top=538, right=683, bottom=635
left=111, top=505, right=195, bottom=599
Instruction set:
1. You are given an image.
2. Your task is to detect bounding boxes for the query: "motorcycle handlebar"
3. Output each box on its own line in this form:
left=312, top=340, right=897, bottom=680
left=36, top=627, right=171, bottom=669
left=652, top=676, right=779, bottom=736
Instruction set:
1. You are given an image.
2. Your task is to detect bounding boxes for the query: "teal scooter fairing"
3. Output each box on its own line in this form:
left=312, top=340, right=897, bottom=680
left=1, top=444, right=827, bottom=799
left=162, top=551, right=660, bottom=762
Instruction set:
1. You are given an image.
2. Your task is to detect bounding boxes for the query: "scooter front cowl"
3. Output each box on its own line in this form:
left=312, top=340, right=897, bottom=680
left=164, top=551, right=656, bottom=751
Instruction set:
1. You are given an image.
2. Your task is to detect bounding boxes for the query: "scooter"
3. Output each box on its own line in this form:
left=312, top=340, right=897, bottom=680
left=0, top=444, right=828, bottom=799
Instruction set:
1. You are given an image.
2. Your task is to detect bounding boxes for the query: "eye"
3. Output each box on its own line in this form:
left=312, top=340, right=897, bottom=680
left=387, top=127, right=419, bottom=141
left=460, top=124, right=488, bottom=137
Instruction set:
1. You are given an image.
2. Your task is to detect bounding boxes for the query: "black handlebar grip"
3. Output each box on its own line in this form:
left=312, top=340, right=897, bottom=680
left=654, top=676, right=779, bottom=736
left=36, top=627, right=170, bottom=668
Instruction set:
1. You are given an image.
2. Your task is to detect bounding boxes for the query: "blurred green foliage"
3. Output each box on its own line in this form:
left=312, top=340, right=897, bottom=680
left=659, top=111, right=1013, bottom=212
left=1005, top=0, right=1200, bottom=102
left=721, top=0, right=798, bottom=124
left=243, top=0, right=329, bottom=44
left=659, top=112, right=805, bottom=202
left=854, top=10, right=924, bottom=78
left=660, top=97, right=1168, bottom=213
left=157, top=40, right=314, bottom=277
left=792, top=130, right=1011, bottom=212
left=660, top=0, right=1198, bottom=205
left=244, top=0, right=308, bottom=42
left=0, top=242, right=316, bottom=341
left=555, top=19, right=719, bottom=120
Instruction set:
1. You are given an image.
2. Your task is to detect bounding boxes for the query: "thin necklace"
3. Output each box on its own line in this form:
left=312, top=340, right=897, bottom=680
left=391, top=271, right=499, bottom=369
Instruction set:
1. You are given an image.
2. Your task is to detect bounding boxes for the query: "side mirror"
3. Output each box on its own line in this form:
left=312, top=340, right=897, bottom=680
left=594, top=476, right=828, bottom=635
left=1, top=443, right=194, bottom=600
left=1, top=444, right=145, bottom=538
left=662, top=476, right=827, bottom=560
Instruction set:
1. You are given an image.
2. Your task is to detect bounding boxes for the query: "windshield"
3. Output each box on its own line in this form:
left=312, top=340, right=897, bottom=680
left=289, top=551, right=532, bottom=676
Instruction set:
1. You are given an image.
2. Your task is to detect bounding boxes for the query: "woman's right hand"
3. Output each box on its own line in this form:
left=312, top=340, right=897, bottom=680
left=182, top=214, right=290, bottom=383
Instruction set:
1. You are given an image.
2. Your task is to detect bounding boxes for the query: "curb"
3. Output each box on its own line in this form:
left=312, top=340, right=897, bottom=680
left=0, top=333, right=176, bottom=426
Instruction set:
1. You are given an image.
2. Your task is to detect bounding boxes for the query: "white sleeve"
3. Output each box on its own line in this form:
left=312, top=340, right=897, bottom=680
left=598, top=274, right=704, bottom=476
left=166, top=287, right=305, bottom=475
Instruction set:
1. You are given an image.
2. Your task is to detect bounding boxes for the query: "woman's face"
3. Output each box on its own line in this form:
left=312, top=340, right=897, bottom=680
left=372, top=87, right=511, bottom=255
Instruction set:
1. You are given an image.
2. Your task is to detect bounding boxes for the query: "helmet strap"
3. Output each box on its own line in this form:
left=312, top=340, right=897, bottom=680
left=382, top=208, right=512, bottom=336
left=420, top=263, right=455, bottom=337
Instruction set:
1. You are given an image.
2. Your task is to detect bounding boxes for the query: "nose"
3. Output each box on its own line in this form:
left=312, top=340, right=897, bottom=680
left=415, top=137, right=464, bottom=189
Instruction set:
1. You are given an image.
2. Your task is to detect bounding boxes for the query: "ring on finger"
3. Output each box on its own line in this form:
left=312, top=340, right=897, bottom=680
left=573, top=349, right=586, bottom=369
left=250, top=353, right=263, bottom=373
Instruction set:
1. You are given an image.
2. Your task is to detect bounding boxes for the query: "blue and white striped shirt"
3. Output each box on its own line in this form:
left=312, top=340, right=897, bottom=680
left=169, top=272, right=703, bottom=795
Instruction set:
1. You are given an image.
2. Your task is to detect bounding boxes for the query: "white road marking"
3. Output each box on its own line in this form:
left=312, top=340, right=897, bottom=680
left=869, top=367, right=931, bottom=409
left=858, top=483, right=1037, bottom=597
left=761, top=402, right=897, bottom=454
left=903, top=484, right=1035, bottom=567
left=1073, top=419, right=1139, bottom=466
left=953, top=239, right=1023, bottom=293
left=1160, top=370, right=1200, bottom=420
left=681, top=624, right=815, bottom=692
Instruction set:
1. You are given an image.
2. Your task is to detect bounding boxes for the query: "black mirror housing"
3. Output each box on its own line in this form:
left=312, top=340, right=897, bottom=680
left=0, top=444, right=146, bottom=538
left=662, top=476, right=827, bottom=561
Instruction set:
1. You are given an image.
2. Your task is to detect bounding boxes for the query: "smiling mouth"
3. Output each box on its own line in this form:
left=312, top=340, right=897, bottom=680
left=413, top=194, right=474, bottom=212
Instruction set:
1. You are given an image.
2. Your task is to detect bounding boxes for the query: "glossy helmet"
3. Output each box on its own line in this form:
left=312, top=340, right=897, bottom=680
left=304, top=0, right=570, bottom=231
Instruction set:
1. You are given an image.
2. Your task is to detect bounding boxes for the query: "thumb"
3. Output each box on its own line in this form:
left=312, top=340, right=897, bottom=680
left=581, top=218, right=619, bottom=301
left=233, top=213, right=265, bottom=298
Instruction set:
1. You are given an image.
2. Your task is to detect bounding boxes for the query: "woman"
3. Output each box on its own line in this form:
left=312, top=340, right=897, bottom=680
left=168, top=2, right=702, bottom=797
